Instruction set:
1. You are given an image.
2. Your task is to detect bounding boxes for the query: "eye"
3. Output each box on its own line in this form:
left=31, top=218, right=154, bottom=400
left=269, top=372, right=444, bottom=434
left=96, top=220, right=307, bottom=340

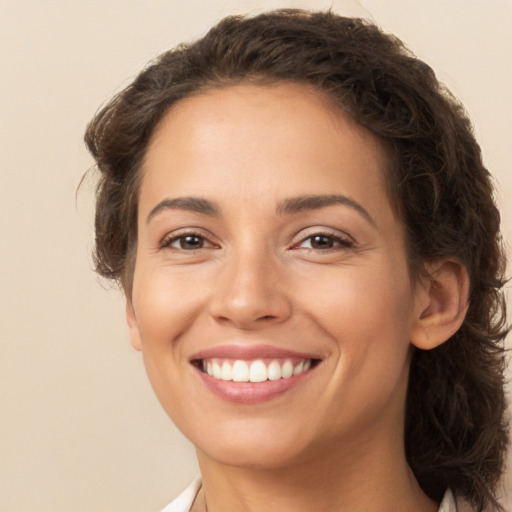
left=296, top=232, right=353, bottom=251
left=160, top=232, right=215, bottom=251
left=173, top=235, right=206, bottom=250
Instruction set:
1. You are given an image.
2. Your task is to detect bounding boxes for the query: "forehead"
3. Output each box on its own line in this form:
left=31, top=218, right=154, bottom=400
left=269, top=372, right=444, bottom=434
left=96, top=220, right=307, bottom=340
left=140, top=82, right=391, bottom=219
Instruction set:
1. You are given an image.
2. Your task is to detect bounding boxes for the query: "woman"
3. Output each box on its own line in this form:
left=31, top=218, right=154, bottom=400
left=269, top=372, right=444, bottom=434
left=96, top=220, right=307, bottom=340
left=84, top=9, right=509, bottom=512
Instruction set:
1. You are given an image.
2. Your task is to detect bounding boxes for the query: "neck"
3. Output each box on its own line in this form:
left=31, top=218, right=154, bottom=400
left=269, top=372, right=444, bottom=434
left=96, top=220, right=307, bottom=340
left=195, top=432, right=438, bottom=512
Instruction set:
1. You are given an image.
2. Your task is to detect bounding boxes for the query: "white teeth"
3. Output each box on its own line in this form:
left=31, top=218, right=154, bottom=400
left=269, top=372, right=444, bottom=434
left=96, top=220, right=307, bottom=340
left=232, top=360, right=249, bottom=382
left=221, top=361, right=233, bottom=380
left=203, top=358, right=313, bottom=382
left=293, top=361, right=304, bottom=376
left=267, top=360, right=282, bottom=381
left=212, top=361, right=221, bottom=379
left=249, top=360, right=267, bottom=383
left=281, top=360, right=294, bottom=379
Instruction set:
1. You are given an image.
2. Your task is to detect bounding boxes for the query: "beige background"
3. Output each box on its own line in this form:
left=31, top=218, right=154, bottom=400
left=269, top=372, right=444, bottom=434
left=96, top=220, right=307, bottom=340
left=1, top=1, right=511, bottom=511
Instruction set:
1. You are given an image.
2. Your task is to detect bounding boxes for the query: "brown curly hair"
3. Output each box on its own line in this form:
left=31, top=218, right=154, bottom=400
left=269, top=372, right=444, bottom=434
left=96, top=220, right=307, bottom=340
left=84, top=9, right=509, bottom=511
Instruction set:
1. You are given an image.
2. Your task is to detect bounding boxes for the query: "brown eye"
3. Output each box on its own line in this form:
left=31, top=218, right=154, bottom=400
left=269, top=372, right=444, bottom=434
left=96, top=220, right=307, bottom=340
left=161, top=233, right=213, bottom=250
left=296, top=233, right=353, bottom=251
left=309, top=235, right=335, bottom=249
left=177, top=235, right=205, bottom=249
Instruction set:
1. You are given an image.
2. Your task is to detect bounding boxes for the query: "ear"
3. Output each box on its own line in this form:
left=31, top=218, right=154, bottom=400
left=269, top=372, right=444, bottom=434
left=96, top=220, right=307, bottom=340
left=410, top=259, right=470, bottom=350
left=126, top=300, right=142, bottom=352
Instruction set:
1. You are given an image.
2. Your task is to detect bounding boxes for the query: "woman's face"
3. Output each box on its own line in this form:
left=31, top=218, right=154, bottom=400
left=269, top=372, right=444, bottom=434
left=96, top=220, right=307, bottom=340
left=128, top=83, right=426, bottom=469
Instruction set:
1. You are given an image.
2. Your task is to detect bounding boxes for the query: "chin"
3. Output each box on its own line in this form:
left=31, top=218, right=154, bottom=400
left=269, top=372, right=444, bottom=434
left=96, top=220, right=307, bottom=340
left=193, top=420, right=333, bottom=472
left=199, top=441, right=309, bottom=470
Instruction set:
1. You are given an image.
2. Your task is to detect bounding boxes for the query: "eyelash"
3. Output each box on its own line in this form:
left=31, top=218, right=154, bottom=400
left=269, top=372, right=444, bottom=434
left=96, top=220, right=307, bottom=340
left=159, top=230, right=216, bottom=251
left=159, top=230, right=353, bottom=252
left=293, top=231, right=353, bottom=251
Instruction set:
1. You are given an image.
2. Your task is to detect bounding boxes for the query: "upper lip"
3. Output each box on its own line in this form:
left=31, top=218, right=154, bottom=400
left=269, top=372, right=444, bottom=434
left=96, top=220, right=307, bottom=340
left=189, top=344, right=321, bottom=361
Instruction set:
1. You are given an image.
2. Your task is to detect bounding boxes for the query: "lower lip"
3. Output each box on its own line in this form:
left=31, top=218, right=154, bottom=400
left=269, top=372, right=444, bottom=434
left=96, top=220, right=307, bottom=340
left=193, top=366, right=313, bottom=404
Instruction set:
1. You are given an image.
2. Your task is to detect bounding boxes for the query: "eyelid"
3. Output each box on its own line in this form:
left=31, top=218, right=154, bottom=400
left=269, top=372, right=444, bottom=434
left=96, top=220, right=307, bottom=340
left=290, top=227, right=355, bottom=250
left=159, top=227, right=219, bottom=250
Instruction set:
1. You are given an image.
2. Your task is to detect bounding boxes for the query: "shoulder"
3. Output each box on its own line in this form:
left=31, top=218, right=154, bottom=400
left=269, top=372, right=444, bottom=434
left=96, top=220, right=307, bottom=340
left=160, top=477, right=202, bottom=512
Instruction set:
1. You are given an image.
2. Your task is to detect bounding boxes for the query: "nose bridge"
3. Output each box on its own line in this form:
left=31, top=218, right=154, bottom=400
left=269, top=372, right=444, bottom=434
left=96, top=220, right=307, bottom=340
left=209, top=238, right=291, bottom=328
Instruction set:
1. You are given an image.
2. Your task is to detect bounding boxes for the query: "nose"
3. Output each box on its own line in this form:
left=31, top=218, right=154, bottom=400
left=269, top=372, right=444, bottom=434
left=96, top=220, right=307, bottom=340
left=208, top=248, right=292, bottom=330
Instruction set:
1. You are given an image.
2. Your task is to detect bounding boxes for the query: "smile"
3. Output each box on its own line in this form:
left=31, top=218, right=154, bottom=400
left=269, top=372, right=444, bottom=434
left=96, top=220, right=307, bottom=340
left=190, top=345, right=322, bottom=403
left=199, top=358, right=313, bottom=382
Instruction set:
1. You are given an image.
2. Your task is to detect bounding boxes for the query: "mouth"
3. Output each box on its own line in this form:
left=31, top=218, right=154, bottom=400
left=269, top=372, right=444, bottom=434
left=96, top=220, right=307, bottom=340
left=189, top=344, right=322, bottom=403
left=191, top=357, right=320, bottom=383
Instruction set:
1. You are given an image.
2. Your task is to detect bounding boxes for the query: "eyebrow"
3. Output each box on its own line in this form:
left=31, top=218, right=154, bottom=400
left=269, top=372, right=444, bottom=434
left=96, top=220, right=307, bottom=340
left=146, top=197, right=221, bottom=223
left=146, top=193, right=376, bottom=227
left=277, top=194, right=376, bottom=227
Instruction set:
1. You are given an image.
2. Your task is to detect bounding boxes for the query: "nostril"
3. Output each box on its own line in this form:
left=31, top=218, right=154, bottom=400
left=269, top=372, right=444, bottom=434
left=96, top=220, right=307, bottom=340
left=209, top=286, right=292, bottom=328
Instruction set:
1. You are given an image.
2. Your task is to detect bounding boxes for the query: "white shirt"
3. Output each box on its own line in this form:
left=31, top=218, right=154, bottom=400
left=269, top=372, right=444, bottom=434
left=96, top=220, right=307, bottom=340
left=161, top=477, right=202, bottom=512
left=161, top=478, right=464, bottom=512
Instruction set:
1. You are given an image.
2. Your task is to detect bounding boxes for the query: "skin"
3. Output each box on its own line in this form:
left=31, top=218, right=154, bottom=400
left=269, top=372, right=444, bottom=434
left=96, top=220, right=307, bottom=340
left=126, top=83, right=468, bottom=512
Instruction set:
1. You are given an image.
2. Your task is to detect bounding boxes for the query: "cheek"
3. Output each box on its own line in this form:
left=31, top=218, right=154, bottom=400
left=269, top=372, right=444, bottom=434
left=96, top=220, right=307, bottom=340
left=131, top=267, right=206, bottom=421
left=131, top=266, right=206, bottom=350
left=303, top=280, right=413, bottom=435
left=298, top=262, right=413, bottom=338
left=297, top=263, right=414, bottom=392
